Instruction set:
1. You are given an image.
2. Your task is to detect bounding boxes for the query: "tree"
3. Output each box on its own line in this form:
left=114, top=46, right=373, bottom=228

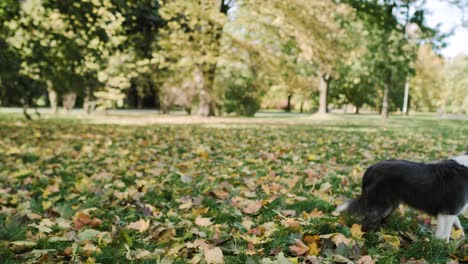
left=442, top=55, right=468, bottom=114
left=157, top=0, right=233, bottom=116
left=345, top=0, right=435, bottom=118
left=409, top=44, right=444, bottom=112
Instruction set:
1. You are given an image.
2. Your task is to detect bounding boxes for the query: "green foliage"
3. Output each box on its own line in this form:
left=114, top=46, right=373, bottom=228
left=410, top=45, right=444, bottom=112
left=442, top=54, right=468, bottom=114
left=0, top=0, right=465, bottom=117
left=224, top=84, right=262, bottom=117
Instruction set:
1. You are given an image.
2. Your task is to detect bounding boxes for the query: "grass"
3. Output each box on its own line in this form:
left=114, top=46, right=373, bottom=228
left=0, top=112, right=467, bottom=263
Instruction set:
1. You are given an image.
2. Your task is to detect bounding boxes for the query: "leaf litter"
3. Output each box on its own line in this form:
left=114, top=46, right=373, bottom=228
left=0, top=117, right=467, bottom=263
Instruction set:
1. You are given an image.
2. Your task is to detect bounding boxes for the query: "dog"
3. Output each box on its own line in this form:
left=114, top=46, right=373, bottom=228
left=336, top=148, right=468, bottom=241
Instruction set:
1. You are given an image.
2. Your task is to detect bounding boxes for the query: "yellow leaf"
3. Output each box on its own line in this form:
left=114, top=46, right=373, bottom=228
left=382, top=235, right=400, bottom=248
left=42, top=200, right=53, bottom=210
left=350, top=224, right=364, bottom=238
left=308, top=242, right=320, bottom=255
left=451, top=229, right=464, bottom=240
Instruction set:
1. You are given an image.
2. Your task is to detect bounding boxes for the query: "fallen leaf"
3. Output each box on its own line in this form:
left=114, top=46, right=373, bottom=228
left=332, top=254, right=354, bottom=264
left=9, top=241, right=37, bottom=253
left=381, top=235, right=400, bottom=249
left=356, top=255, right=375, bottom=264
left=212, top=189, right=229, bottom=200
left=243, top=200, right=263, bottom=214
left=127, top=219, right=150, bottom=233
left=195, top=216, right=213, bottom=227
left=308, top=242, right=320, bottom=256
left=350, top=224, right=364, bottom=239
left=204, top=247, right=224, bottom=264
left=289, top=239, right=309, bottom=256
left=281, top=218, right=301, bottom=230
left=451, top=229, right=464, bottom=240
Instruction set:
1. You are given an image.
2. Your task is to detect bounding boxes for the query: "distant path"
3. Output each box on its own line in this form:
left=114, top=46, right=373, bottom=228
left=1, top=107, right=467, bottom=122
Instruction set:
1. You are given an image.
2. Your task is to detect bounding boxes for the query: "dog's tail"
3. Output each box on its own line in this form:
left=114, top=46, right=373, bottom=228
left=334, top=197, right=364, bottom=215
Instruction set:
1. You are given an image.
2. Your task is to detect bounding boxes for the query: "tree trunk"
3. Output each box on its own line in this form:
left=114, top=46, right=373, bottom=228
left=197, top=0, right=232, bottom=117
left=83, top=87, right=95, bottom=114
left=402, top=76, right=410, bottom=115
left=199, top=64, right=217, bottom=117
left=198, top=89, right=210, bottom=116
left=381, top=73, right=391, bottom=119
left=63, top=92, right=77, bottom=111
left=137, top=95, right=143, bottom=109
left=161, top=102, right=170, bottom=114
left=47, top=80, right=58, bottom=113
left=318, top=73, right=330, bottom=114
left=285, top=94, right=292, bottom=112
left=355, top=106, right=360, bottom=114
left=23, top=104, right=32, bottom=120
left=300, top=101, right=304, bottom=113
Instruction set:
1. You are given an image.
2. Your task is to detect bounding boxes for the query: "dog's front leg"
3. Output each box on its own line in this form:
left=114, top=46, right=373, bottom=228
left=435, top=214, right=456, bottom=241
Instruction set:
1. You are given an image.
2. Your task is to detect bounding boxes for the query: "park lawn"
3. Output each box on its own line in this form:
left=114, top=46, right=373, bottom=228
left=0, top=113, right=467, bottom=263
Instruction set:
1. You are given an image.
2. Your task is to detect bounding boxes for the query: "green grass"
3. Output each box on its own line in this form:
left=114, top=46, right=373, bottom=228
left=0, top=113, right=467, bottom=263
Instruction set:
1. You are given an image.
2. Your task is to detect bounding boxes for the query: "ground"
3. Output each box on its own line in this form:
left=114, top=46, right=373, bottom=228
left=0, top=112, right=467, bottom=263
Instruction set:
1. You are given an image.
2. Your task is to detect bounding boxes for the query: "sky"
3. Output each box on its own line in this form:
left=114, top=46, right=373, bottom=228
left=425, top=0, right=468, bottom=58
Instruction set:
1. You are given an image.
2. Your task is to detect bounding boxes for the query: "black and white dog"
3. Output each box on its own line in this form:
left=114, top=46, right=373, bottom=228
left=336, top=149, right=468, bottom=241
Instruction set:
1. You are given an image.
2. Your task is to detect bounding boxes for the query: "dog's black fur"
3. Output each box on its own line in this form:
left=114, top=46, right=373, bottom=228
left=342, top=156, right=468, bottom=232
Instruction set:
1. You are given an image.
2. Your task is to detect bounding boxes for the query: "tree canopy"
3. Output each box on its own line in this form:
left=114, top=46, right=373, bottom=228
left=0, top=0, right=466, bottom=117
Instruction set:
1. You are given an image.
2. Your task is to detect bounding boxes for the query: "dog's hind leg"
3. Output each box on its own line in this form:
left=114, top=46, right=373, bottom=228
left=361, top=206, right=393, bottom=232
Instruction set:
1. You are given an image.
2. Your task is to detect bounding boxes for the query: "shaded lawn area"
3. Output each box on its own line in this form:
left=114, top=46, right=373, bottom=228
left=0, top=113, right=467, bottom=263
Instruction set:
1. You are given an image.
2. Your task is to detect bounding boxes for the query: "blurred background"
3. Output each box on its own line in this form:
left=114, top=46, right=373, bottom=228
left=0, top=0, right=467, bottom=119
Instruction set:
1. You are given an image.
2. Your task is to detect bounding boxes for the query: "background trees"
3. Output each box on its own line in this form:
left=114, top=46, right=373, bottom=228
left=0, top=0, right=466, bottom=117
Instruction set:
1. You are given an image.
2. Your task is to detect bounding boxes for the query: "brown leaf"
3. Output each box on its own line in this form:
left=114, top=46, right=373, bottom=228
left=289, top=239, right=309, bottom=256
left=73, top=212, right=91, bottom=230
left=243, top=200, right=263, bottom=214
left=303, top=235, right=321, bottom=244
left=63, top=246, right=73, bottom=256
left=89, top=218, right=102, bottom=228
left=269, top=246, right=282, bottom=256
left=281, top=218, right=301, bottom=230
left=245, top=243, right=256, bottom=255
left=211, top=189, right=229, bottom=200
left=280, top=210, right=296, bottom=217
left=356, top=255, right=375, bottom=264
left=248, top=226, right=264, bottom=236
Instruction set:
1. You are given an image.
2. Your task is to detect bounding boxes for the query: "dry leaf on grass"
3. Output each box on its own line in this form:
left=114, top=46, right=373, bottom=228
left=195, top=216, right=213, bottom=227
left=289, top=239, right=309, bottom=256
left=356, top=255, right=375, bottom=264
left=350, top=224, right=365, bottom=238
left=243, top=200, right=263, bottom=214
left=127, top=219, right=150, bottom=233
left=204, top=247, right=224, bottom=264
